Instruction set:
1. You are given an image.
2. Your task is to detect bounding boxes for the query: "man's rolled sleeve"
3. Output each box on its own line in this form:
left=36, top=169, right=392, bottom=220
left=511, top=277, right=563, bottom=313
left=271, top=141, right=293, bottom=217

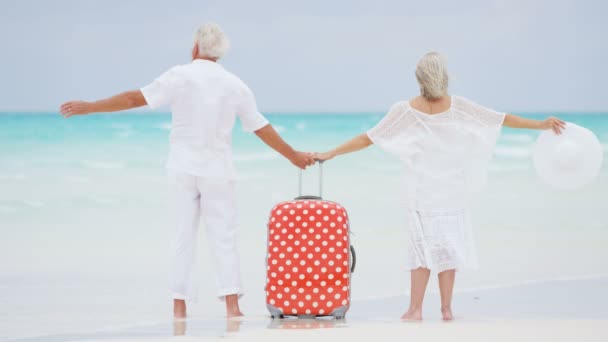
left=237, top=86, right=269, bottom=132
left=141, top=66, right=182, bottom=109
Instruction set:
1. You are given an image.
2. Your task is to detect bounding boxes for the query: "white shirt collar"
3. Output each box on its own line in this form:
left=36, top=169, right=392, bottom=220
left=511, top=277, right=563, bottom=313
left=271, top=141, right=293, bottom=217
left=192, top=59, right=222, bottom=68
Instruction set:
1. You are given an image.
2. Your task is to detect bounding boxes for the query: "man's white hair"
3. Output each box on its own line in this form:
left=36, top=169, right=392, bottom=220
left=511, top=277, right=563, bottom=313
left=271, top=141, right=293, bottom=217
left=415, top=52, right=449, bottom=100
left=193, top=23, right=230, bottom=59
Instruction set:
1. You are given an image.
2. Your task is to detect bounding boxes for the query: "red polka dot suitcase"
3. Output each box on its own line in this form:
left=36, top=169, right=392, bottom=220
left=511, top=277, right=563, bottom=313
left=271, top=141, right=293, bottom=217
left=265, top=163, right=356, bottom=319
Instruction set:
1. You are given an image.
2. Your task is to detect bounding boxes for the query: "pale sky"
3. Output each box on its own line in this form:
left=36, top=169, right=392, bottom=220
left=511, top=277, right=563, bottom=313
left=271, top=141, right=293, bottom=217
left=1, top=0, right=606, bottom=112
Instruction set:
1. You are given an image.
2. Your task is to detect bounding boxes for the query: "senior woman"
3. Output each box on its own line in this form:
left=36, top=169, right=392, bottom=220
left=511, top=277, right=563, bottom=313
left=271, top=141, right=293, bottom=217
left=314, top=52, right=565, bottom=321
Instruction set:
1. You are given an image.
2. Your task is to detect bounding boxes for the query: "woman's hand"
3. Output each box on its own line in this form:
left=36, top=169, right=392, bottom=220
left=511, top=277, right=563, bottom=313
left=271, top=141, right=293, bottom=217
left=313, top=151, right=335, bottom=162
left=312, top=133, right=373, bottom=162
left=539, top=116, right=566, bottom=135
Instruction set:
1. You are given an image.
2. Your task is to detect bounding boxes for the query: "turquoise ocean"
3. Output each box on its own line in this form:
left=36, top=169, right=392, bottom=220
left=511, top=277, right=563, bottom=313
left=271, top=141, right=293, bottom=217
left=1, top=112, right=607, bottom=340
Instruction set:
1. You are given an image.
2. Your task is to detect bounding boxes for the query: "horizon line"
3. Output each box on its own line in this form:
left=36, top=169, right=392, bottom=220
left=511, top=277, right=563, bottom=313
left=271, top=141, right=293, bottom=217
left=1, top=109, right=608, bottom=116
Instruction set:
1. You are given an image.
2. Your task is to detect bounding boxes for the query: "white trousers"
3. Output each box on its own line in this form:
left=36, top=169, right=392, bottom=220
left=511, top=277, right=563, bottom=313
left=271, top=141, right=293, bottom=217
left=167, top=169, right=242, bottom=301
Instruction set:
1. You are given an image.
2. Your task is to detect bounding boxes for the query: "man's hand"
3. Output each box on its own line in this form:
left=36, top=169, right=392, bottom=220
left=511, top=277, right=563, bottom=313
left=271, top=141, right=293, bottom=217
left=60, top=101, right=92, bottom=117
left=289, top=151, right=315, bottom=169
left=539, top=116, right=566, bottom=135
left=254, top=125, right=316, bottom=169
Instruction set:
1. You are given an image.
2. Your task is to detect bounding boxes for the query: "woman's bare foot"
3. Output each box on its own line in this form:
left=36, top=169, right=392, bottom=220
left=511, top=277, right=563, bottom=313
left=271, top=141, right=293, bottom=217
left=226, top=318, right=243, bottom=332
left=173, top=299, right=186, bottom=319
left=441, top=306, right=454, bottom=321
left=401, top=308, right=423, bottom=321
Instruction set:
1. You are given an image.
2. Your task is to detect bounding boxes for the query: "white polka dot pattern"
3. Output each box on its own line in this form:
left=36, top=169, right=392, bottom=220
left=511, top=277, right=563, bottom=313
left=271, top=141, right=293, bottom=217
left=265, top=199, right=351, bottom=316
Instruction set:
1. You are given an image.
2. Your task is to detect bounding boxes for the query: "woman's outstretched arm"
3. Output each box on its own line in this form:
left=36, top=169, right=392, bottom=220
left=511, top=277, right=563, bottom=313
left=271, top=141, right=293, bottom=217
left=503, top=113, right=565, bottom=135
left=314, top=133, right=373, bottom=161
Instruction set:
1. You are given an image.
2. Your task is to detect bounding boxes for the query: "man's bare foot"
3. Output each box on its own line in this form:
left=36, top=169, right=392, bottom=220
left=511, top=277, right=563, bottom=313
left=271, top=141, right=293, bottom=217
left=173, top=320, right=186, bottom=336
left=225, top=294, right=244, bottom=319
left=173, top=299, right=186, bottom=319
left=441, top=306, right=454, bottom=321
left=227, top=310, right=244, bottom=319
left=401, top=308, right=423, bottom=321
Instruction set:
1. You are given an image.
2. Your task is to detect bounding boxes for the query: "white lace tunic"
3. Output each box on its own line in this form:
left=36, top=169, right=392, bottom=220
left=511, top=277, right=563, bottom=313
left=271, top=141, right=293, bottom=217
left=367, top=96, right=505, bottom=272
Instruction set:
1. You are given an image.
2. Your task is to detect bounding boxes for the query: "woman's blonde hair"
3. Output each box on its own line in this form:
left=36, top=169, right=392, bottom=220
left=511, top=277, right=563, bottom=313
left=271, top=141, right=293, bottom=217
left=415, top=52, right=449, bottom=100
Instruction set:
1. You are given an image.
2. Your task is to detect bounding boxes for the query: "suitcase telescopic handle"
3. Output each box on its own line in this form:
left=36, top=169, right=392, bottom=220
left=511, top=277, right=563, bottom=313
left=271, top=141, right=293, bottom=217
left=296, top=160, right=323, bottom=200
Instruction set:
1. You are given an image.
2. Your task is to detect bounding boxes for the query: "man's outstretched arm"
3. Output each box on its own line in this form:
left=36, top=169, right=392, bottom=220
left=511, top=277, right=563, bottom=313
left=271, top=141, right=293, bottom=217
left=254, top=124, right=315, bottom=169
left=60, top=90, right=147, bottom=117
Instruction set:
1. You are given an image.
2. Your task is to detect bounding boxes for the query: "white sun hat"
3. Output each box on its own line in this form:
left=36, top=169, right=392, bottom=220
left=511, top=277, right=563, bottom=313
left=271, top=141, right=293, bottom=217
left=532, top=122, right=603, bottom=190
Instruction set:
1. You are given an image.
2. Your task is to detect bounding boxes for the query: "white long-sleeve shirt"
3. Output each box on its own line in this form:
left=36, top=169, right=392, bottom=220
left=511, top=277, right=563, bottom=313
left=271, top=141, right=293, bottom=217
left=367, top=96, right=506, bottom=210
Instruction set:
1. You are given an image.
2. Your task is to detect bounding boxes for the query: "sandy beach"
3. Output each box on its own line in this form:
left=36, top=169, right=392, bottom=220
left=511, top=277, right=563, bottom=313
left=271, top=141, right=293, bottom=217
left=5, top=276, right=606, bottom=341
left=206, top=319, right=608, bottom=342
left=79, top=319, right=608, bottom=342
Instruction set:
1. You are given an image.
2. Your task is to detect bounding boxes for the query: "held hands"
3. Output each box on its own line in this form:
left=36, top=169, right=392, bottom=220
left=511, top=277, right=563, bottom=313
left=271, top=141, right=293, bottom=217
left=540, top=116, right=566, bottom=135
left=289, top=151, right=316, bottom=170
left=289, top=151, right=334, bottom=169
left=312, top=151, right=335, bottom=162
left=60, top=101, right=91, bottom=117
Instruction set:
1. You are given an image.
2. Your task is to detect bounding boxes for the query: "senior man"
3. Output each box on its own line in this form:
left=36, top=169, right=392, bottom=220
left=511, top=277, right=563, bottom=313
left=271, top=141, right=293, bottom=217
left=60, top=23, right=315, bottom=319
